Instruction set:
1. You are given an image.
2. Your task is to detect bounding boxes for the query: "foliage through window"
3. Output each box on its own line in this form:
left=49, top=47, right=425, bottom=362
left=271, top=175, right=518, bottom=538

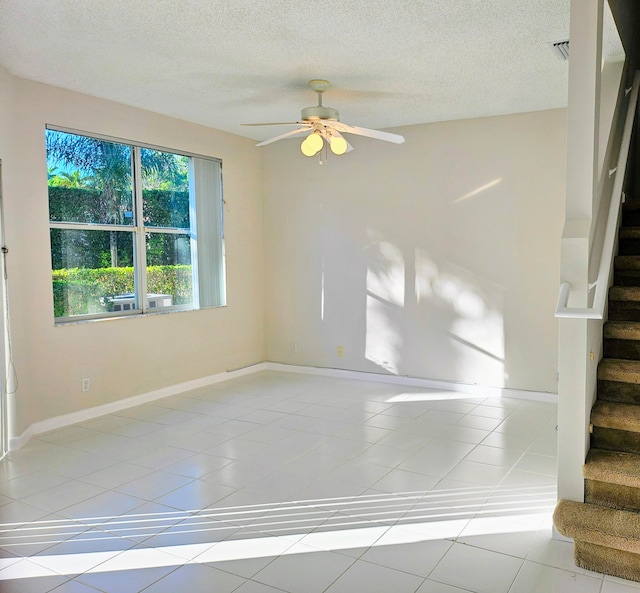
left=47, top=128, right=225, bottom=321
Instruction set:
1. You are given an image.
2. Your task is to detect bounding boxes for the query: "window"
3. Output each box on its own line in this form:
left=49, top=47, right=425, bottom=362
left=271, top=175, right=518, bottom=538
left=46, top=128, right=225, bottom=321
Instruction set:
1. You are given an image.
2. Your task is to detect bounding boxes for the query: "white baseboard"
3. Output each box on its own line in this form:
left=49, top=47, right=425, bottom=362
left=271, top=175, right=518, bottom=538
left=265, top=362, right=558, bottom=403
left=9, top=361, right=557, bottom=451
left=9, top=362, right=267, bottom=450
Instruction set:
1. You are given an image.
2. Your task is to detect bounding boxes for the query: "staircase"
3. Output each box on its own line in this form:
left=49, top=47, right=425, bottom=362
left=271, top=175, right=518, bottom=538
left=554, top=200, right=640, bottom=582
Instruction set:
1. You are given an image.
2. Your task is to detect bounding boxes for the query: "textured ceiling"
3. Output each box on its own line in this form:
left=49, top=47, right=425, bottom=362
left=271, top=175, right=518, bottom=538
left=0, top=1, right=625, bottom=141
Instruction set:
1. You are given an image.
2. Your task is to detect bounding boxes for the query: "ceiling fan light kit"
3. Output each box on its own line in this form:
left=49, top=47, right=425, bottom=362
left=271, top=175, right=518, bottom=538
left=244, top=79, right=405, bottom=163
left=300, top=130, right=324, bottom=156
left=327, top=130, right=348, bottom=155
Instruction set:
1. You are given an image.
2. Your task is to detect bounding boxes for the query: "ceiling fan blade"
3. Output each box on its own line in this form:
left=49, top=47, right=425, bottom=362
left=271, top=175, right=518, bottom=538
left=242, top=122, right=303, bottom=127
left=255, top=126, right=311, bottom=147
left=327, top=122, right=405, bottom=144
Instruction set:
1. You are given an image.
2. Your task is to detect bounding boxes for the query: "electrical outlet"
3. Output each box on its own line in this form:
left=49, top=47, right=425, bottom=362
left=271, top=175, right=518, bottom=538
left=291, top=342, right=299, bottom=353
left=337, top=346, right=344, bottom=357
left=81, top=377, right=91, bottom=392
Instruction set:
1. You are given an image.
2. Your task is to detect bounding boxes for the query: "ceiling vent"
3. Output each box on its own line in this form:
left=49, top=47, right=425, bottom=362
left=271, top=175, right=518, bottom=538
left=550, top=40, right=570, bottom=61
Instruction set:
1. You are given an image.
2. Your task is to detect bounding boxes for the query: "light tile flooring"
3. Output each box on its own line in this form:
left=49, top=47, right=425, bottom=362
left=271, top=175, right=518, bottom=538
left=0, top=370, right=638, bottom=592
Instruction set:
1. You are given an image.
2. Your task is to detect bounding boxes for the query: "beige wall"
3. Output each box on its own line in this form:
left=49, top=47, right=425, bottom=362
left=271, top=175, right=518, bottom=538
left=0, top=74, right=265, bottom=435
left=0, top=66, right=13, bottom=151
left=263, top=109, right=566, bottom=393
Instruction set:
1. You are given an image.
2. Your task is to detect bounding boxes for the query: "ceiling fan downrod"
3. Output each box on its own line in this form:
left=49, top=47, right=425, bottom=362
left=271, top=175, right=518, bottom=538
left=301, top=80, right=339, bottom=122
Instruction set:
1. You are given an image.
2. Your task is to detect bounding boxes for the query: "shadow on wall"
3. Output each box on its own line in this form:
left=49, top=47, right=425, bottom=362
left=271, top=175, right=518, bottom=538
left=320, top=176, right=510, bottom=388
left=363, top=229, right=507, bottom=388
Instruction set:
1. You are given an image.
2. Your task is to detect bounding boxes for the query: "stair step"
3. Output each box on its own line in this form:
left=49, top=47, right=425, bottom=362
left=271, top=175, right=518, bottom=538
left=592, top=426, right=640, bottom=454
left=598, top=359, right=640, bottom=384
left=609, top=287, right=640, bottom=320
left=575, top=541, right=640, bottom=582
left=604, top=323, right=640, bottom=360
left=554, top=499, right=640, bottom=581
left=553, top=500, right=640, bottom=581
left=554, top=500, right=640, bottom=550
left=591, top=400, right=640, bottom=432
left=584, top=448, right=640, bottom=488
left=604, top=322, right=640, bottom=341
left=616, top=256, right=640, bottom=271
left=619, top=228, right=640, bottom=256
left=555, top=500, right=640, bottom=581
left=604, top=326, right=640, bottom=360
left=622, top=201, right=640, bottom=227
left=598, top=360, right=640, bottom=403
left=613, top=270, right=640, bottom=287
left=585, top=448, right=640, bottom=510
left=610, top=286, right=640, bottom=301
left=586, top=479, right=640, bottom=512
left=614, top=258, right=640, bottom=286
left=590, top=398, right=640, bottom=453
left=620, top=228, right=640, bottom=240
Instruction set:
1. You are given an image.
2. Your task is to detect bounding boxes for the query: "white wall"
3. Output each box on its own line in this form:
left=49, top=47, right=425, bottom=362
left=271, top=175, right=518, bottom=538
left=263, top=109, right=566, bottom=393
left=0, top=74, right=265, bottom=436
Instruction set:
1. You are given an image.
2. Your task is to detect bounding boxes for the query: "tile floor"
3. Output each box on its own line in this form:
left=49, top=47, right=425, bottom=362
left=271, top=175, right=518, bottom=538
left=0, top=370, right=637, bottom=592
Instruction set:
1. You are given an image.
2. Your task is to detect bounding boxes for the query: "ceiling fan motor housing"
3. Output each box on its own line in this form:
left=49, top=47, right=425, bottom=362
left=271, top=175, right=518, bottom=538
left=301, top=105, right=340, bottom=121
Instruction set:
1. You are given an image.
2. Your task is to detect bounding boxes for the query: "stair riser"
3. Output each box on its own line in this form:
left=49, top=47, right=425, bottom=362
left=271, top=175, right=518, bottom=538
left=592, top=426, right=640, bottom=455
left=618, top=240, right=640, bottom=256
left=614, top=270, right=640, bottom=286
left=586, top=479, right=640, bottom=513
left=575, top=540, right=640, bottom=582
left=608, top=302, right=640, bottom=321
left=623, top=210, right=640, bottom=227
left=597, top=380, right=640, bottom=404
left=604, top=339, right=640, bottom=361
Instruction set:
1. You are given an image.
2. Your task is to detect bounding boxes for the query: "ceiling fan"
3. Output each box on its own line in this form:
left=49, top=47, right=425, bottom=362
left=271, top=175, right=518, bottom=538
left=243, top=80, right=405, bottom=159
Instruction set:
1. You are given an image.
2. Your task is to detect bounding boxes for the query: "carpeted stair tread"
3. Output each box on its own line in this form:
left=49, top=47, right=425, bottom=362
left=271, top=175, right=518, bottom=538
left=591, top=400, right=640, bottom=432
left=604, top=322, right=640, bottom=341
left=616, top=257, right=640, bottom=271
left=584, top=448, right=640, bottom=488
left=620, top=228, right=640, bottom=240
left=598, top=358, right=640, bottom=383
left=603, top=324, right=640, bottom=360
left=610, top=286, right=640, bottom=301
left=554, top=499, right=640, bottom=555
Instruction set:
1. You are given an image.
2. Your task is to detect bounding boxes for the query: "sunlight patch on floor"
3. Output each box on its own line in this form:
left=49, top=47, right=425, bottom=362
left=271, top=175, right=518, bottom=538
left=0, top=484, right=555, bottom=580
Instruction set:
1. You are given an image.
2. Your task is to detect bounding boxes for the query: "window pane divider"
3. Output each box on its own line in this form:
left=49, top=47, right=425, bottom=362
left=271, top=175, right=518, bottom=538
left=132, top=147, right=148, bottom=313
left=49, top=222, right=135, bottom=232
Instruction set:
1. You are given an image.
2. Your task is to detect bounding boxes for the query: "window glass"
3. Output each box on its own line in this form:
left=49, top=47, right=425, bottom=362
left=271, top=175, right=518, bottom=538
left=51, top=229, right=135, bottom=318
left=141, top=148, right=190, bottom=229
left=47, top=132, right=134, bottom=226
left=146, top=232, right=193, bottom=309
